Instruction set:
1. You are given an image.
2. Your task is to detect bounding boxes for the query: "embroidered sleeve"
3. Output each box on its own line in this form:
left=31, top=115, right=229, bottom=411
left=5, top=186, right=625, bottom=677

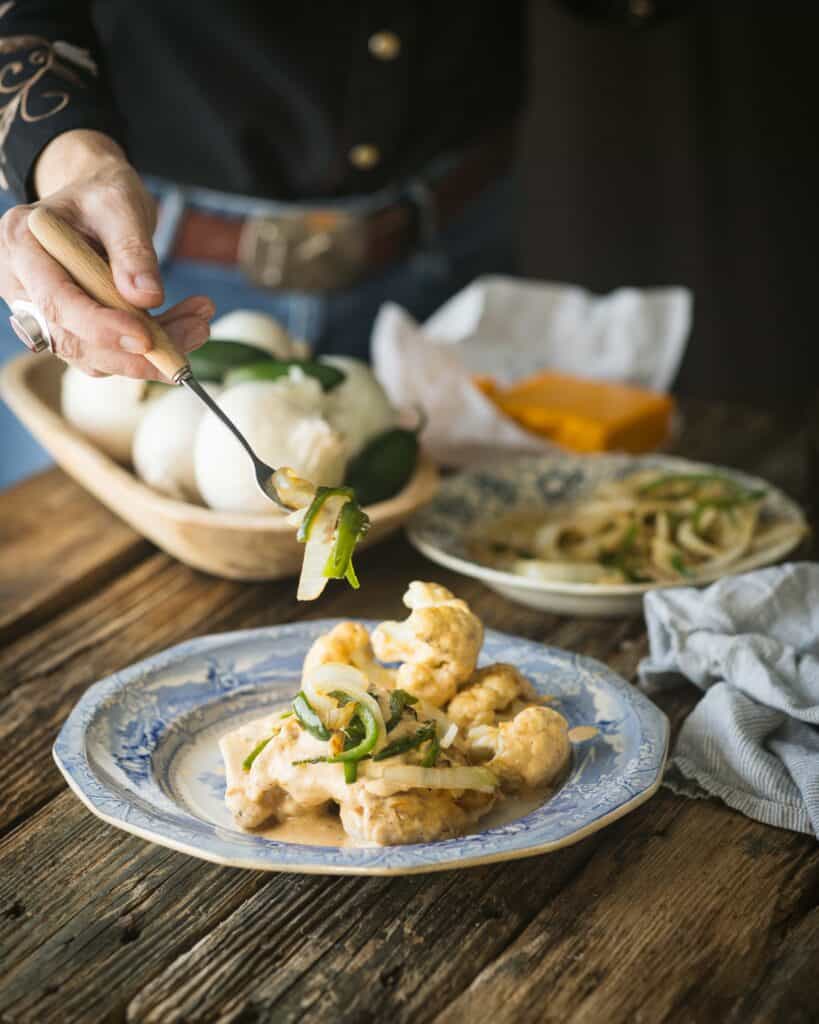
left=0, top=1, right=122, bottom=200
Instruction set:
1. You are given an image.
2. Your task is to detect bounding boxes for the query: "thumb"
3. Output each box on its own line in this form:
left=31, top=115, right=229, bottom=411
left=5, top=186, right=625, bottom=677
left=85, top=184, right=164, bottom=308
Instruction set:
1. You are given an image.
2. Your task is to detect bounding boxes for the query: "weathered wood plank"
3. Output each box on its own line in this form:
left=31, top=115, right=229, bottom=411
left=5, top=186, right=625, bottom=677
left=0, top=468, right=149, bottom=646
left=431, top=800, right=819, bottom=1024
left=0, top=552, right=301, bottom=834
left=0, top=792, right=271, bottom=1024
left=0, top=398, right=814, bottom=1024
left=126, top=831, right=615, bottom=1024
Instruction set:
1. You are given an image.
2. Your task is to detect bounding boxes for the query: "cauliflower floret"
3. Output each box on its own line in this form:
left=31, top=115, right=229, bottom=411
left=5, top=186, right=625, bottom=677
left=302, top=621, right=395, bottom=689
left=447, top=663, right=538, bottom=730
left=469, top=706, right=571, bottom=790
left=371, top=581, right=483, bottom=707
left=339, top=786, right=494, bottom=845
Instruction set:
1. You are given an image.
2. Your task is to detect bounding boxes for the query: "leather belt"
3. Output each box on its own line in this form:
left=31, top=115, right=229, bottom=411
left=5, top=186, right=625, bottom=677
left=170, top=124, right=516, bottom=292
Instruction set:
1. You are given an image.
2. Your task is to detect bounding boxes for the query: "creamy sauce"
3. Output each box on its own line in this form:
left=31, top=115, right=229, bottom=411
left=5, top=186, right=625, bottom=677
left=568, top=725, right=599, bottom=742
left=256, top=807, right=362, bottom=848
left=247, top=786, right=556, bottom=848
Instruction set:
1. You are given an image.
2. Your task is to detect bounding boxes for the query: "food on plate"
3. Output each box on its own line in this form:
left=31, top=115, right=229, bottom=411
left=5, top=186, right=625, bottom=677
left=320, top=355, right=398, bottom=457
left=475, top=370, right=674, bottom=454
left=220, top=582, right=571, bottom=845
left=61, top=366, right=161, bottom=462
left=472, top=469, right=807, bottom=585
left=371, top=581, right=483, bottom=706
left=132, top=382, right=221, bottom=501
left=302, top=621, right=396, bottom=689
left=209, top=308, right=309, bottom=358
left=194, top=377, right=347, bottom=514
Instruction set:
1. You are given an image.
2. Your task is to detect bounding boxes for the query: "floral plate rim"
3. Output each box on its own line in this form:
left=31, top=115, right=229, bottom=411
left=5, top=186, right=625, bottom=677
left=407, top=453, right=806, bottom=598
left=53, top=622, right=669, bottom=876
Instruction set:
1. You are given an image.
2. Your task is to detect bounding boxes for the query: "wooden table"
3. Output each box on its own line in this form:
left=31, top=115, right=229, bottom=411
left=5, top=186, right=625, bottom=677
left=1, top=400, right=817, bottom=1024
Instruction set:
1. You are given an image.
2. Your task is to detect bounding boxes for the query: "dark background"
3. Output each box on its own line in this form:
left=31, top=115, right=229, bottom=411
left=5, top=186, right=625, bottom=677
left=518, top=2, right=819, bottom=412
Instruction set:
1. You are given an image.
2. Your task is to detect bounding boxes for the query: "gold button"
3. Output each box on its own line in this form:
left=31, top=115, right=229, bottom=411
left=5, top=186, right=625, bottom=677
left=368, top=31, right=401, bottom=61
left=349, top=144, right=381, bottom=170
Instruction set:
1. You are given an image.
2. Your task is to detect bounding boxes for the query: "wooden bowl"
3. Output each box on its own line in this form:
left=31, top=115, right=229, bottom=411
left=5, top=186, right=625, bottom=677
left=0, top=354, right=439, bottom=580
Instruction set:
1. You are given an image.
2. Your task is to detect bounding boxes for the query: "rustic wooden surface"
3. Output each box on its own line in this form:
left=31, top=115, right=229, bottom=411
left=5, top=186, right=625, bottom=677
left=0, top=399, right=817, bottom=1024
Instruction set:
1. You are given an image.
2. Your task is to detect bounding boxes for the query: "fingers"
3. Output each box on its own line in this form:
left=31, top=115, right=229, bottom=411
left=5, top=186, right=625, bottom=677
left=79, top=169, right=164, bottom=308
left=1, top=197, right=215, bottom=380
left=44, top=321, right=169, bottom=379
left=157, top=294, right=214, bottom=353
left=2, top=203, right=157, bottom=358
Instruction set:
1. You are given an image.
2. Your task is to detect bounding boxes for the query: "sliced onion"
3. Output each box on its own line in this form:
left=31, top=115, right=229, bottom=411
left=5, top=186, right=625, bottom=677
left=414, top=699, right=455, bottom=733
left=677, top=520, right=720, bottom=558
left=296, top=494, right=348, bottom=601
left=272, top=467, right=316, bottom=510
left=302, top=662, right=387, bottom=751
left=440, top=722, right=459, bottom=749
left=365, top=764, right=497, bottom=792
left=512, top=560, right=607, bottom=584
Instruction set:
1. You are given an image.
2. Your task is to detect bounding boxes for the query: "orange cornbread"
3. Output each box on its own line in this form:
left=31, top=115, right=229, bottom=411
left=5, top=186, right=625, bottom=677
left=475, top=371, right=674, bottom=454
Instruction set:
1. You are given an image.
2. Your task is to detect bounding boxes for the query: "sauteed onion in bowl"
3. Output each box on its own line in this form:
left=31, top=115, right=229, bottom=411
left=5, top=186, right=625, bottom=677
left=471, top=470, right=805, bottom=585
left=407, top=454, right=808, bottom=615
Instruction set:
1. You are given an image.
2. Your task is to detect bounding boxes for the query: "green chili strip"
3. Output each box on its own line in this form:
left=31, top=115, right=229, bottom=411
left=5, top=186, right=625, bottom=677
left=292, top=692, right=331, bottom=741
left=372, top=721, right=436, bottom=762
left=242, top=737, right=272, bottom=772
left=386, top=689, right=419, bottom=731
left=421, top=731, right=440, bottom=768
left=326, top=704, right=378, bottom=763
left=670, top=552, right=692, bottom=577
left=639, top=473, right=738, bottom=497
left=599, top=522, right=640, bottom=582
left=291, top=703, right=378, bottom=778
left=324, top=501, right=370, bottom=587
left=297, top=486, right=355, bottom=543
left=328, top=690, right=354, bottom=706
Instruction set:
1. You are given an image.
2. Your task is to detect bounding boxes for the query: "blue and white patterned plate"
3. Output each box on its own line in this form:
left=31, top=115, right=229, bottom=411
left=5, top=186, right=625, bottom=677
left=408, top=454, right=806, bottom=616
left=53, top=621, right=669, bottom=875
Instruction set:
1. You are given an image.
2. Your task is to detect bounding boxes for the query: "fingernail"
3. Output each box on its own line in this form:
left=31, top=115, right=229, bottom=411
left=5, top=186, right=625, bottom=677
left=120, top=335, right=150, bottom=353
left=134, top=273, right=162, bottom=293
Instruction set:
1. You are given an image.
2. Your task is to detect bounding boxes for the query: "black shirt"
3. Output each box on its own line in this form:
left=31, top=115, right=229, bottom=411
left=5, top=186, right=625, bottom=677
left=0, top=2, right=527, bottom=202
left=0, top=1, right=687, bottom=203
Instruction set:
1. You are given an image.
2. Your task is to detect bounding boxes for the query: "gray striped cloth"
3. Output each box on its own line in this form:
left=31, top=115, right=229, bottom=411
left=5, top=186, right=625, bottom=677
left=638, top=562, right=819, bottom=837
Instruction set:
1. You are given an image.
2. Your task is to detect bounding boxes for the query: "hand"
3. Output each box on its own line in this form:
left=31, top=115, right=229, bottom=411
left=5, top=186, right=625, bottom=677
left=0, top=131, right=214, bottom=379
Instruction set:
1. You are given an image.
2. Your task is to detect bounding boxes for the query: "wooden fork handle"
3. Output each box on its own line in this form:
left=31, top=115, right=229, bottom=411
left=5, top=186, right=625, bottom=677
left=27, top=207, right=190, bottom=384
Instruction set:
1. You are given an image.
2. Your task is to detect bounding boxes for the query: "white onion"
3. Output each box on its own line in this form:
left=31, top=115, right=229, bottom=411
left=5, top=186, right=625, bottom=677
left=302, top=662, right=387, bottom=751
left=194, top=379, right=346, bottom=514
left=320, top=355, right=397, bottom=457
left=512, top=560, right=607, bottom=584
left=209, top=309, right=300, bottom=358
left=296, top=494, right=347, bottom=601
left=61, top=368, right=157, bottom=462
left=440, top=723, right=459, bottom=749
left=365, top=764, right=497, bottom=792
left=132, top=383, right=221, bottom=501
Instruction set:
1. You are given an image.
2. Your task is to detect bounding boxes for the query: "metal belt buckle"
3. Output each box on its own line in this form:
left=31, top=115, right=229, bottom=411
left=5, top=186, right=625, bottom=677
left=239, top=210, right=367, bottom=292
